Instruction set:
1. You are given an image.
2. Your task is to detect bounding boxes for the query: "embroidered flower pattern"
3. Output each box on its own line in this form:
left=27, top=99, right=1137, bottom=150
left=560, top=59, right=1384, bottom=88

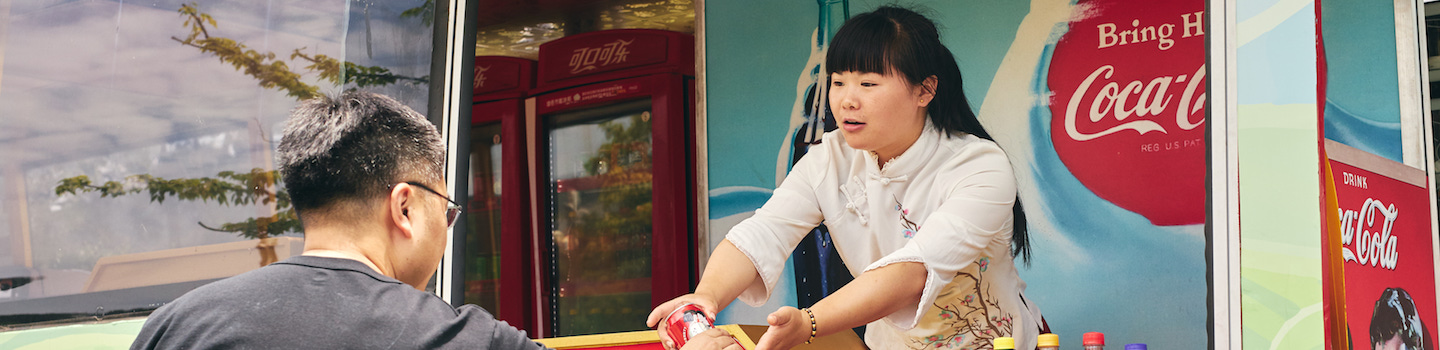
left=940, top=310, right=957, bottom=319
left=895, top=197, right=920, bottom=239
left=911, top=259, right=1012, bottom=350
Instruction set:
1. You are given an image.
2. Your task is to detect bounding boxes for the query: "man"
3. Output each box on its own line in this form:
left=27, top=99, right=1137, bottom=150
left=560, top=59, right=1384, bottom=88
left=132, top=92, right=738, bottom=349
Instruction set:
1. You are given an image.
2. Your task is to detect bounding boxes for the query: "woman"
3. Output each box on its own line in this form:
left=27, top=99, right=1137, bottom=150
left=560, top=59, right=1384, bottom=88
left=648, top=6, right=1042, bottom=350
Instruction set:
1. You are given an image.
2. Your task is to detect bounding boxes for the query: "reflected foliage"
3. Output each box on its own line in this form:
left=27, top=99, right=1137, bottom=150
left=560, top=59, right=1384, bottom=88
left=173, top=3, right=427, bottom=100
left=552, top=115, right=655, bottom=335
left=572, top=117, right=653, bottom=280
left=54, top=169, right=298, bottom=240
left=50, top=3, right=434, bottom=242
left=401, top=0, right=435, bottom=27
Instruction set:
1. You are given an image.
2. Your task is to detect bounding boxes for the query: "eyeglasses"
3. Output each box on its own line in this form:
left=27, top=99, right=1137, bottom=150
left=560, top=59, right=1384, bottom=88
left=391, top=181, right=463, bottom=228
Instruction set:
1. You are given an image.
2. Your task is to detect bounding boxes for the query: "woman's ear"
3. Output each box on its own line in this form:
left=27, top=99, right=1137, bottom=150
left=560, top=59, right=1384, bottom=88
left=918, top=75, right=939, bottom=107
left=389, top=184, right=417, bottom=239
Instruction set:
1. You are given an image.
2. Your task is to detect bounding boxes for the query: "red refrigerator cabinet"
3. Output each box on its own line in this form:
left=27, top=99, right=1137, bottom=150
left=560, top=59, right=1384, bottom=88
left=524, top=29, right=696, bottom=338
left=465, top=56, right=535, bottom=334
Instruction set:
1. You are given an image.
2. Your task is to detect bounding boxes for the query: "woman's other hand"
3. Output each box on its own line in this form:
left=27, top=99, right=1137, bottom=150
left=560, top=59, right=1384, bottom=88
left=753, top=306, right=809, bottom=350
left=647, top=293, right=720, bottom=350
left=679, top=327, right=743, bottom=350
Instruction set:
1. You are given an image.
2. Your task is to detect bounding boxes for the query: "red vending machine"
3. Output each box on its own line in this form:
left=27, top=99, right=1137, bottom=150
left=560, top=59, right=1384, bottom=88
left=466, top=56, right=536, bottom=331
left=524, top=29, right=696, bottom=337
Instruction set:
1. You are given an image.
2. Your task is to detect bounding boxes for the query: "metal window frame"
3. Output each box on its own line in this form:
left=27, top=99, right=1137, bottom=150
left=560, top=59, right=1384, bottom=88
left=427, top=0, right=480, bottom=306
left=1206, top=0, right=1241, bottom=348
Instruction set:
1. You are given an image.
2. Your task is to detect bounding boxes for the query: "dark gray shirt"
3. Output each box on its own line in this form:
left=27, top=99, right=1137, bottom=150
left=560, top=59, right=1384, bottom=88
left=131, top=255, right=544, bottom=349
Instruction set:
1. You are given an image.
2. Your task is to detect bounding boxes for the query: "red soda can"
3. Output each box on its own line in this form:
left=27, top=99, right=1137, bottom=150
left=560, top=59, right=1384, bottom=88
left=663, top=303, right=714, bottom=348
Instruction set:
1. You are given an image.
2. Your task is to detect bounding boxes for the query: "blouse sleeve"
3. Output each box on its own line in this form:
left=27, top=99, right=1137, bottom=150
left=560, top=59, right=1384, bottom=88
left=723, top=141, right=832, bottom=307
left=863, top=142, right=1017, bottom=330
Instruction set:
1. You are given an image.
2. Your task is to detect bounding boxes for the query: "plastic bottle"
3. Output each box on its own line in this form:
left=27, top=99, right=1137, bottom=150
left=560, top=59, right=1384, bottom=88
left=993, top=337, right=1016, bottom=350
left=1038, top=333, right=1060, bottom=350
left=1083, top=332, right=1105, bottom=350
left=1125, top=344, right=1147, bottom=350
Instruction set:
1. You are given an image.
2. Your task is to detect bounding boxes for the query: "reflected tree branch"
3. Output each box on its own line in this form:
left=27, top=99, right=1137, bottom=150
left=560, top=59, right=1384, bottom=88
left=54, top=169, right=299, bottom=241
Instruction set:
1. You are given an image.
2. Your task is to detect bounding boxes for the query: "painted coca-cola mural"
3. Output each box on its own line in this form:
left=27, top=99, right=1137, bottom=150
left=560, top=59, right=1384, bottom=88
left=1048, top=1, right=1206, bottom=226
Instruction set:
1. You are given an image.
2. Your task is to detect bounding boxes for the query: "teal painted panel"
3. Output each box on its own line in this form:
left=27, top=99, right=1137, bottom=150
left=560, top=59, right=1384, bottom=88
left=0, top=319, right=146, bottom=350
left=1321, top=0, right=1403, bottom=162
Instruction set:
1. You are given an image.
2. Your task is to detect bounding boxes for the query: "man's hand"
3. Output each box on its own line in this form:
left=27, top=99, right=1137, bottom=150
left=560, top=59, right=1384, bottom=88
left=647, top=293, right=720, bottom=350
left=679, top=328, right=742, bottom=350
left=753, top=307, right=808, bottom=350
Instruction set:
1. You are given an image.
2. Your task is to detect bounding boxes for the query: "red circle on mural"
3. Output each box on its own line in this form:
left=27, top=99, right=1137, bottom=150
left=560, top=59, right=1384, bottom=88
left=1047, top=0, right=1207, bottom=226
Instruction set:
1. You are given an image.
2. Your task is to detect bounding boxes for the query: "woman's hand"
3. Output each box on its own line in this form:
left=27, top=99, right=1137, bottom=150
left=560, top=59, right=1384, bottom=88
left=753, top=306, right=810, bottom=350
left=647, top=293, right=720, bottom=350
left=678, top=327, right=743, bottom=350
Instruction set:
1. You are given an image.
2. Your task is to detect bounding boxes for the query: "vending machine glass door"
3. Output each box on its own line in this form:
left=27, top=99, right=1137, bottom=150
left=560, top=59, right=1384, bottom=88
left=544, top=99, right=655, bottom=336
left=465, top=122, right=504, bottom=312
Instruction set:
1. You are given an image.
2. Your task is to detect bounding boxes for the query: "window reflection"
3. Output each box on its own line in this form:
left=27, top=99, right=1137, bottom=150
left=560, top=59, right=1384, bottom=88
left=465, top=123, right=503, bottom=312
left=546, top=100, right=654, bottom=336
left=0, top=0, right=433, bottom=326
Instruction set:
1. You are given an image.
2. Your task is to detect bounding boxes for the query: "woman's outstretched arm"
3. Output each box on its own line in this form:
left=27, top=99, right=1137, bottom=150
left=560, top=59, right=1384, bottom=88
left=752, top=262, right=927, bottom=350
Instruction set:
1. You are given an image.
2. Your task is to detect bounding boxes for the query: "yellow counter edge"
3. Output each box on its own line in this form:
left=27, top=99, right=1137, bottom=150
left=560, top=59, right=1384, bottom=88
left=535, top=324, right=760, bottom=350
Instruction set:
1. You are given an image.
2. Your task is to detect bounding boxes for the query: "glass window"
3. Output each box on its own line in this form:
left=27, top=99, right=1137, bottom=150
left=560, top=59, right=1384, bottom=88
left=544, top=99, right=654, bottom=336
left=464, top=122, right=503, bottom=312
left=0, top=0, right=435, bottom=327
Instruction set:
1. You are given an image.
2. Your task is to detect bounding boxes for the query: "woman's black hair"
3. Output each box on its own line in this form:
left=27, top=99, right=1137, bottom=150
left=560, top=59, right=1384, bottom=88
left=1371, top=288, right=1434, bottom=350
left=825, top=6, right=1032, bottom=264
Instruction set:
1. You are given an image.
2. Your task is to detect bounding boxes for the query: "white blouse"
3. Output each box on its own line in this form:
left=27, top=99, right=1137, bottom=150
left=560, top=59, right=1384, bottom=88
left=725, top=122, right=1043, bottom=350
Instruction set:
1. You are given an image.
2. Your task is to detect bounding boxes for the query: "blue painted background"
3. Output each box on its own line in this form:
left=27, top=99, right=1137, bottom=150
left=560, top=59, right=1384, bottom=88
left=1321, top=0, right=1403, bottom=162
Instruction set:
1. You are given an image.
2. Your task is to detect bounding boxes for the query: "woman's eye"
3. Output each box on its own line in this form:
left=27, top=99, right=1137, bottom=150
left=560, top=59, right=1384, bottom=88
left=860, top=82, right=877, bottom=87
left=832, top=81, right=844, bottom=87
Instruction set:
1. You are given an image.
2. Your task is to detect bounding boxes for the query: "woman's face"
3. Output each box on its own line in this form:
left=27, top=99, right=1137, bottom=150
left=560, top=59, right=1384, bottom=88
left=1374, top=335, right=1407, bottom=350
left=829, top=70, right=933, bottom=163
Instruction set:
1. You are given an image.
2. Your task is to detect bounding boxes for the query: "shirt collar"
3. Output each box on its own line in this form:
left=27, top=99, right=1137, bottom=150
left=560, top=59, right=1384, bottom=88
left=863, top=119, right=941, bottom=177
left=275, top=255, right=405, bottom=285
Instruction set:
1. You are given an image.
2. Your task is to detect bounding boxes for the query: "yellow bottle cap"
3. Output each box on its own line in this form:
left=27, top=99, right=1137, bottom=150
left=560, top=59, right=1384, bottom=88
left=993, top=337, right=1015, bottom=349
left=1038, top=333, right=1060, bottom=347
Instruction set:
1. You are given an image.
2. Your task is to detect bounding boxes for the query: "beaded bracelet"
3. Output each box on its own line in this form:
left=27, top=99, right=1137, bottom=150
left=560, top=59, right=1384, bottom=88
left=800, top=308, right=817, bottom=344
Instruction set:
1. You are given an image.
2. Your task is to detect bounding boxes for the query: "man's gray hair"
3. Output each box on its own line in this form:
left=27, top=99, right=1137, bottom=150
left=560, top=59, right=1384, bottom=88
left=277, top=91, right=445, bottom=212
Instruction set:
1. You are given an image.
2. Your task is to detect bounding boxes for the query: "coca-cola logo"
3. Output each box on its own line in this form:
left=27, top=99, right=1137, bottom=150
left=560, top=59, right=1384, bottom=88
left=475, top=65, right=489, bottom=90
left=1337, top=171, right=1400, bottom=270
left=1048, top=0, right=1206, bottom=226
left=568, top=39, right=633, bottom=74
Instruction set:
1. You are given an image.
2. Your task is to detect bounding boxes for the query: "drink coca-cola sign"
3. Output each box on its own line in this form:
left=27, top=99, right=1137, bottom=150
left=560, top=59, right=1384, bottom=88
left=1048, top=0, right=1206, bottom=225
left=1325, top=143, right=1438, bottom=350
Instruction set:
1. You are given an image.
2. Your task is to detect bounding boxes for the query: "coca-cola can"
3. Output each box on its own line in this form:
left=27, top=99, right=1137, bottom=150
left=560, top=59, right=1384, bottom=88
left=663, top=303, right=713, bottom=348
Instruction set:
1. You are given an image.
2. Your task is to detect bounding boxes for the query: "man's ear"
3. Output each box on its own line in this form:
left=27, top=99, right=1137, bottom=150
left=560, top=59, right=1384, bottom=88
left=389, top=184, right=417, bottom=239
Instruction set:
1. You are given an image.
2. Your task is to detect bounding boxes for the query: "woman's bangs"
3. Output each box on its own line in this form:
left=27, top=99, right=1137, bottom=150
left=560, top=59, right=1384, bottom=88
left=825, top=17, right=898, bottom=76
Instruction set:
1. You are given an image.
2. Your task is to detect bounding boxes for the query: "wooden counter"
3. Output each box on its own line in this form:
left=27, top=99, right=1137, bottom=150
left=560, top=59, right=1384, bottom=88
left=536, top=324, right=867, bottom=350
